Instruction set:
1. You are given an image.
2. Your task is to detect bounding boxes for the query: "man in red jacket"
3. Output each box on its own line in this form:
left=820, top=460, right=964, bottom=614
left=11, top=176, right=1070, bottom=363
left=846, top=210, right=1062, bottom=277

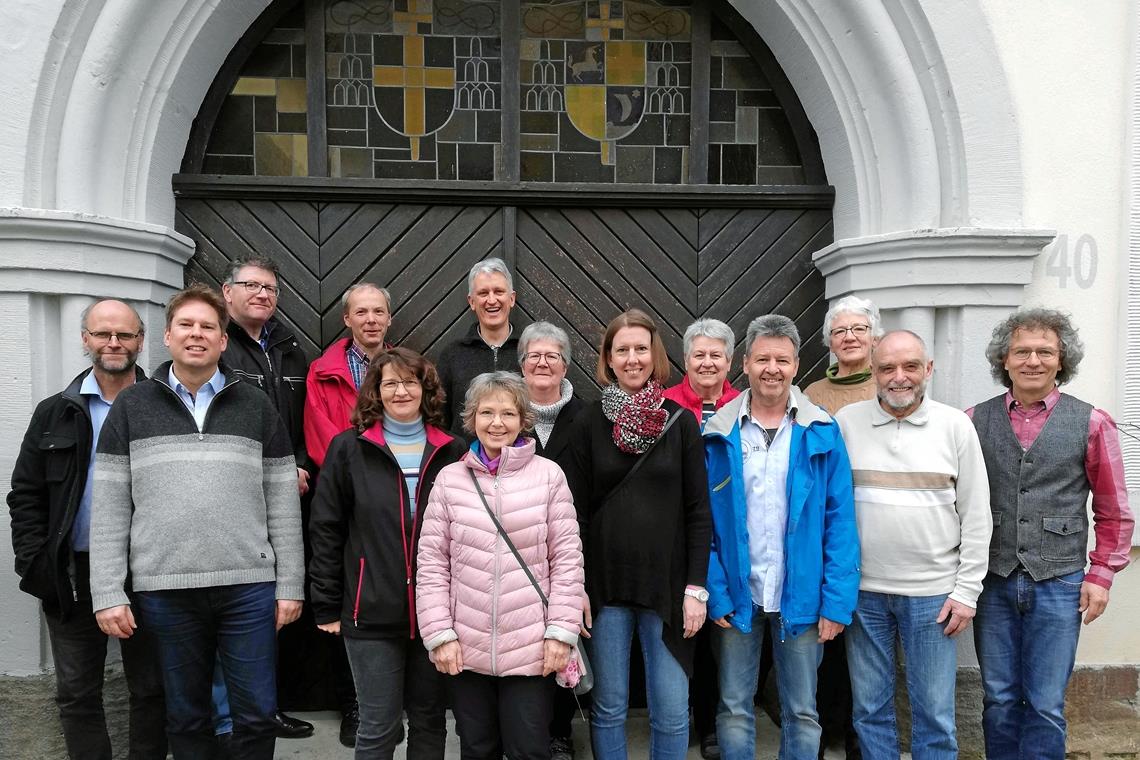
left=304, top=283, right=392, bottom=467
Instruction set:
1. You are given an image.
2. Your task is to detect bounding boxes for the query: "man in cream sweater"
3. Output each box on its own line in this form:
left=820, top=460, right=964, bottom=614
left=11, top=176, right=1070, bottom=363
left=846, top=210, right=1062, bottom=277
left=835, top=330, right=991, bottom=760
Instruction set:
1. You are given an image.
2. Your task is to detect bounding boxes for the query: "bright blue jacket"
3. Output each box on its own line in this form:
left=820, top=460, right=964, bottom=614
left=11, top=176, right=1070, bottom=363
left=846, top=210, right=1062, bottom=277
left=703, top=388, right=859, bottom=639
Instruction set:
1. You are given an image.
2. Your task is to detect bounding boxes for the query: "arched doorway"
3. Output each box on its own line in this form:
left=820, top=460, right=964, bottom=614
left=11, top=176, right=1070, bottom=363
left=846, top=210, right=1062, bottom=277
left=174, top=0, right=835, bottom=394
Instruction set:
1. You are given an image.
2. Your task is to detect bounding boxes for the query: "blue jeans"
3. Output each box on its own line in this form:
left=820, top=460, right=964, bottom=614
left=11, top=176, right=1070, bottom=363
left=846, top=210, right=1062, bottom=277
left=212, top=659, right=233, bottom=735
left=712, top=608, right=823, bottom=760
left=974, top=569, right=1083, bottom=760
left=588, top=606, right=689, bottom=760
left=845, top=591, right=957, bottom=760
left=135, top=582, right=278, bottom=760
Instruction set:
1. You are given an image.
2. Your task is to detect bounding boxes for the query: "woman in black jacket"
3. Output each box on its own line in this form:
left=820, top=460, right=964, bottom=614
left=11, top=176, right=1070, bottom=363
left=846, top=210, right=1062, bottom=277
left=562, top=309, right=712, bottom=760
left=309, top=347, right=466, bottom=759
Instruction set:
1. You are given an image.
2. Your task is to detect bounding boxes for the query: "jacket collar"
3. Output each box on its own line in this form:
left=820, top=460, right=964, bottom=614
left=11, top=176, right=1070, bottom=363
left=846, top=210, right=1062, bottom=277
left=151, top=360, right=238, bottom=390
left=61, top=365, right=147, bottom=405
left=226, top=317, right=293, bottom=350
left=704, top=385, right=829, bottom=438
left=459, top=320, right=517, bottom=348
left=463, top=436, right=536, bottom=476
left=673, top=377, right=738, bottom=412
left=310, top=337, right=355, bottom=384
left=361, top=419, right=455, bottom=449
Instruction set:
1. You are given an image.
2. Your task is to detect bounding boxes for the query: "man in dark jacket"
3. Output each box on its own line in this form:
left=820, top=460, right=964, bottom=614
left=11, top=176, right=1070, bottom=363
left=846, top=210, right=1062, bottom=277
left=436, top=257, right=521, bottom=438
left=7, top=298, right=166, bottom=760
left=221, top=255, right=318, bottom=741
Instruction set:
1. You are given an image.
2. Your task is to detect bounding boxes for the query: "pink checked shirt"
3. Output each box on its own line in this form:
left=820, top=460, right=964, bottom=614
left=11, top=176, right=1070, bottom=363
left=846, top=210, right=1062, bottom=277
left=968, top=388, right=1134, bottom=588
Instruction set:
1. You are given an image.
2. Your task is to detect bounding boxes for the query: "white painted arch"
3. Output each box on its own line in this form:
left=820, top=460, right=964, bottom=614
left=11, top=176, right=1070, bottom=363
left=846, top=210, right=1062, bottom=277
left=23, top=0, right=1027, bottom=238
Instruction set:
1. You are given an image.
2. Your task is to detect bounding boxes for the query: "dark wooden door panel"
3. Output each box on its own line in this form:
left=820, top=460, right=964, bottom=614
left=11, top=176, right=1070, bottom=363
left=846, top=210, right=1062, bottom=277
left=179, top=198, right=831, bottom=397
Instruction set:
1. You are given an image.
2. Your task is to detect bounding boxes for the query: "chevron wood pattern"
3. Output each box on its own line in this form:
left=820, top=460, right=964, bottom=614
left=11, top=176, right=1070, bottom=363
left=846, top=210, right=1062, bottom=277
left=177, top=199, right=831, bottom=400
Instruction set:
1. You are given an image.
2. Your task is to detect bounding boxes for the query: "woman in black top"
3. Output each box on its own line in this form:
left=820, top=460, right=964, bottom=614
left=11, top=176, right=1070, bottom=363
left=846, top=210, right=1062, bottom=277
left=563, top=309, right=712, bottom=760
left=308, top=348, right=466, bottom=759
left=518, top=320, right=587, bottom=760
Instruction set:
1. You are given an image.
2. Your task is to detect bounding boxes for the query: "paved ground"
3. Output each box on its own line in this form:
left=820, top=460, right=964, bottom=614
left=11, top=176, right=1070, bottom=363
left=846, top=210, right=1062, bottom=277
left=271, top=710, right=855, bottom=758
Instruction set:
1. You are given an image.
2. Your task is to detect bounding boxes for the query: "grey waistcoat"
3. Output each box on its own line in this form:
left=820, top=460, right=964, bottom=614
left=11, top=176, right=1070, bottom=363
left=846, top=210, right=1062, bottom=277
left=972, top=392, right=1092, bottom=581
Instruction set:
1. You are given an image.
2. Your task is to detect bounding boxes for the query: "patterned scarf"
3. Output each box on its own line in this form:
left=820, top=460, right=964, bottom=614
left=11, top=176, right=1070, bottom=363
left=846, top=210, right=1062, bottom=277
left=601, top=381, right=668, bottom=454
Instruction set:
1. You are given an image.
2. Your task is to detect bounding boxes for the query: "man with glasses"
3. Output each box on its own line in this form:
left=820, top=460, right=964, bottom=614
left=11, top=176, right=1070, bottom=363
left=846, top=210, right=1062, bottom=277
left=968, top=309, right=1133, bottom=759
left=8, top=299, right=167, bottom=759
left=221, top=255, right=316, bottom=741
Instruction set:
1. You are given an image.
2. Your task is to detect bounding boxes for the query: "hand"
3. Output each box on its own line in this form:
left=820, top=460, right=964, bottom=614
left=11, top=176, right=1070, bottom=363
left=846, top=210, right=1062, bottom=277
left=276, top=600, right=302, bottom=630
left=542, top=639, right=572, bottom=676
left=580, top=596, right=592, bottom=639
left=935, top=597, right=975, bottom=637
left=711, top=615, right=732, bottom=629
left=817, top=617, right=844, bottom=643
left=95, top=605, right=136, bottom=639
left=682, top=595, right=706, bottom=638
left=1079, top=581, right=1109, bottom=625
left=432, top=640, right=463, bottom=675
left=297, top=468, right=310, bottom=496
left=317, top=620, right=341, bottom=635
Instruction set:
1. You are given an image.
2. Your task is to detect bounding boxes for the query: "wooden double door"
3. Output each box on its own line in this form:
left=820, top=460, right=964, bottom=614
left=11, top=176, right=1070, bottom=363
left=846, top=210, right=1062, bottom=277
left=176, top=186, right=833, bottom=394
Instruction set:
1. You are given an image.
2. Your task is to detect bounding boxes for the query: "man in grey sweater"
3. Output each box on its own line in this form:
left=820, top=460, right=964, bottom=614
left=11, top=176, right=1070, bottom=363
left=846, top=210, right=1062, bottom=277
left=90, top=284, right=304, bottom=760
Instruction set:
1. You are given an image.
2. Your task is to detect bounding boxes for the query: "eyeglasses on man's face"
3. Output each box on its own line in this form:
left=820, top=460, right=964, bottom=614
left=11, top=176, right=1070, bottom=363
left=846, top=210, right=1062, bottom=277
left=232, top=280, right=280, bottom=297
left=84, top=330, right=141, bottom=343
left=829, top=324, right=871, bottom=339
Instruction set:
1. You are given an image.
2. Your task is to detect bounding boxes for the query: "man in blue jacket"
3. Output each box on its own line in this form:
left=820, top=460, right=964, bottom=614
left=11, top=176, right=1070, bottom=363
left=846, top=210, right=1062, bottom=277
left=703, top=314, right=859, bottom=760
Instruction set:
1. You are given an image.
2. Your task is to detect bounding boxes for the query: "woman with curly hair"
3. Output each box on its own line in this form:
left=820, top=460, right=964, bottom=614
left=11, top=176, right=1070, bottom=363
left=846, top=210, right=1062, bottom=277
left=563, top=309, right=712, bottom=759
left=308, top=347, right=467, bottom=759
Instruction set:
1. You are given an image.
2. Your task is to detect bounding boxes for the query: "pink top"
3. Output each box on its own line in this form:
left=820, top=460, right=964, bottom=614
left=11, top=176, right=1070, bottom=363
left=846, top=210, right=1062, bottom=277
left=967, top=388, right=1134, bottom=588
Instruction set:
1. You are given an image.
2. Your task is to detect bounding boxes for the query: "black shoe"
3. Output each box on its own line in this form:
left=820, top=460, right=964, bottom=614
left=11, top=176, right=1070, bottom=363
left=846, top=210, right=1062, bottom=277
left=550, top=735, right=575, bottom=760
left=339, top=704, right=360, bottom=748
left=273, top=711, right=315, bottom=739
left=700, top=732, right=721, bottom=760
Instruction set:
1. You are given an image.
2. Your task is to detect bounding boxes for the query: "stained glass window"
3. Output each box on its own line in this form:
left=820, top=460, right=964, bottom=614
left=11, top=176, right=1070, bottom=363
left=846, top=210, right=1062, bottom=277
left=196, top=0, right=812, bottom=185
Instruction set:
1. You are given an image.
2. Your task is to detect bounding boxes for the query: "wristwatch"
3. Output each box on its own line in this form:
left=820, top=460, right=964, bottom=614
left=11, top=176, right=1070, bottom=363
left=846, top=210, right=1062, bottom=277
left=684, top=586, right=709, bottom=603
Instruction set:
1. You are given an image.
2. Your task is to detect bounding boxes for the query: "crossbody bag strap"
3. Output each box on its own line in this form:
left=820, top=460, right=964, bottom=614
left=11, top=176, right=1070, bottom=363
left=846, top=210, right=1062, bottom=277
left=467, top=467, right=549, bottom=607
left=602, top=409, right=684, bottom=504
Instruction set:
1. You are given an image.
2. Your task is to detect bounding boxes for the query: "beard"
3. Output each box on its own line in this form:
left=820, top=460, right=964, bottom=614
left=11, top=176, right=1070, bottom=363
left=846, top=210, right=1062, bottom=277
left=85, top=348, right=138, bottom=375
left=878, top=380, right=926, bottom=411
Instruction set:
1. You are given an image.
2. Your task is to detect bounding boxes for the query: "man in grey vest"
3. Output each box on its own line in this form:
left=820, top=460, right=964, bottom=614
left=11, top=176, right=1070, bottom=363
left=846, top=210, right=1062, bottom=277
left=969, top=308, right=1134, bottom=759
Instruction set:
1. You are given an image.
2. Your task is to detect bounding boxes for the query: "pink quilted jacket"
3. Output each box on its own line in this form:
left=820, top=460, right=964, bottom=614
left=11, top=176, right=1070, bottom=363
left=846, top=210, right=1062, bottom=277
left=415, top=438, right=584, bottom=677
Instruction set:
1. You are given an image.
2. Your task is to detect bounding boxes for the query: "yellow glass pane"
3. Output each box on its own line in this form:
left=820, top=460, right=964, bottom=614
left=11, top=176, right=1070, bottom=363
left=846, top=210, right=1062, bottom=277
left=404, top=87, right=425, bottom=136
left=404, top=35, right=424, bottom=67
left=424, top=68, right=455, bottom=89
left=276, top=80, right=307, bottom=114
left=374, top=66, right=404, bottom=86
left=232, top=77, right=276, bottom=96
left=606, top=42, right=646, bottom=86
left=405, top=67, right=425, bottom=87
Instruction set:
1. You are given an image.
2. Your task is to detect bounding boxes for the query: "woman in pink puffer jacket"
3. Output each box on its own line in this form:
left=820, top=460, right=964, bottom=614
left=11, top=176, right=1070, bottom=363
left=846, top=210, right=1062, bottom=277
left=416, top=371, right=584, bottom=760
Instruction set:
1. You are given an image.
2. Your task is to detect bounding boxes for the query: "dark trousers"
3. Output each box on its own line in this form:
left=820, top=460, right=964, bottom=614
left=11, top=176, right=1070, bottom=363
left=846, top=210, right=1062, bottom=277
left=690, top=623, right=719, bottom=738
left=343, top=635, right=447, bottom=759
left=451, top=671, right=554, bottom=760
left=44, top=554, right=167, bottom=760
left=135, top=582, right=278, bottom=760
left=549, top=679, right=588, bottom=739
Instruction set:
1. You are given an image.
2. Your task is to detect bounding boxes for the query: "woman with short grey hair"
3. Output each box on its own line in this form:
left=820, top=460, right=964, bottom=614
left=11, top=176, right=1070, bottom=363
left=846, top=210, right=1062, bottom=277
left=517, top=321, right=586, bottom=759
left=664, top=318, right=740, bottom=431
left=804, top=295, right=881, bottom=415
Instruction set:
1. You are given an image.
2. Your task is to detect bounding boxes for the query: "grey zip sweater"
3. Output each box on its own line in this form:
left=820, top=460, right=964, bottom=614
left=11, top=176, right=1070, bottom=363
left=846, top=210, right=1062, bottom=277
left=89, top=361, right=304, bottom=612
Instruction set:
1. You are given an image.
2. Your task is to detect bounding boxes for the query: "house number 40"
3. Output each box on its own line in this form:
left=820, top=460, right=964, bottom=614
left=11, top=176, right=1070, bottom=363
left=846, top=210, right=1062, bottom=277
left=1046, top=233, right=1098, bottom=289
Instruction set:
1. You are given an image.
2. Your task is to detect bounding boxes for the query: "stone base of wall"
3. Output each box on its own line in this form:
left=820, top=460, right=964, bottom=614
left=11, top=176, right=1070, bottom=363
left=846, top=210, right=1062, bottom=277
left=2, top=664, right=1136, bottom=759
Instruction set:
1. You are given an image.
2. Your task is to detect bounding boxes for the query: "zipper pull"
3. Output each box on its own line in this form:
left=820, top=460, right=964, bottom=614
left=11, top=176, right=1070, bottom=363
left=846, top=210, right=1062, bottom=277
left=406, top=576, right=412, bottom=586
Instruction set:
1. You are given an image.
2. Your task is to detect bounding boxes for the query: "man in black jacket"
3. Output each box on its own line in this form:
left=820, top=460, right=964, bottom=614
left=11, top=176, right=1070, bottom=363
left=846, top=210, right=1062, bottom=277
left=7, top=298, right=166, bottom=760
left=220, top=255, right=319, bottom=741
left=437, top=257, right=521, bottom=438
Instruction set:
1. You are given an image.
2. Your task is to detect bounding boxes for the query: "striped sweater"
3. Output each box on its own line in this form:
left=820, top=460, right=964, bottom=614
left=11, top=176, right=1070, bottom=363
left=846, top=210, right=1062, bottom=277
left=835, top=397, right=992, bottom=606
left=89, top=362, right=304, bottom=612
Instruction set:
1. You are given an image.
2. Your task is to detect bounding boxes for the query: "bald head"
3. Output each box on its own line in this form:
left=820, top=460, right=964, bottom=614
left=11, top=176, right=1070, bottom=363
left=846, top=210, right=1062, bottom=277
left=872, top=330, right=932, bottom=419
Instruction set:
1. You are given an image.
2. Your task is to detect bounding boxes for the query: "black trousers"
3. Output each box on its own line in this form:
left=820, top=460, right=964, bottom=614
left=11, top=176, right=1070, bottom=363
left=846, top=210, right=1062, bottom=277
left=451, top=671, right=554, bottom=760
left=44, top=553, right=167, bottom=760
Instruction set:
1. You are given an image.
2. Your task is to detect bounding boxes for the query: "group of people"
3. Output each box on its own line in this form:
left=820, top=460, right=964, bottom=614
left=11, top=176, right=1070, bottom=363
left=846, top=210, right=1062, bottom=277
left=7, top=253, right=1132, bottom=760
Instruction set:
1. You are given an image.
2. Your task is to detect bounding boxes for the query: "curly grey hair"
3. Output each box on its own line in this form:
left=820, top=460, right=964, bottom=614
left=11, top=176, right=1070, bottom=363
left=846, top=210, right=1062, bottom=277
left=467, top=257, right=514, bottom=294
left=517, top=321, right=572, bottom=365
left=461, top=371, right=536, bottom=433
left=822, top=295, right=882, bottom=347
left=744, top=314, right=800, bottom=357
left=985, top=308, right=1084, bottom=388
left=682, top=318, right=735, bottom=362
